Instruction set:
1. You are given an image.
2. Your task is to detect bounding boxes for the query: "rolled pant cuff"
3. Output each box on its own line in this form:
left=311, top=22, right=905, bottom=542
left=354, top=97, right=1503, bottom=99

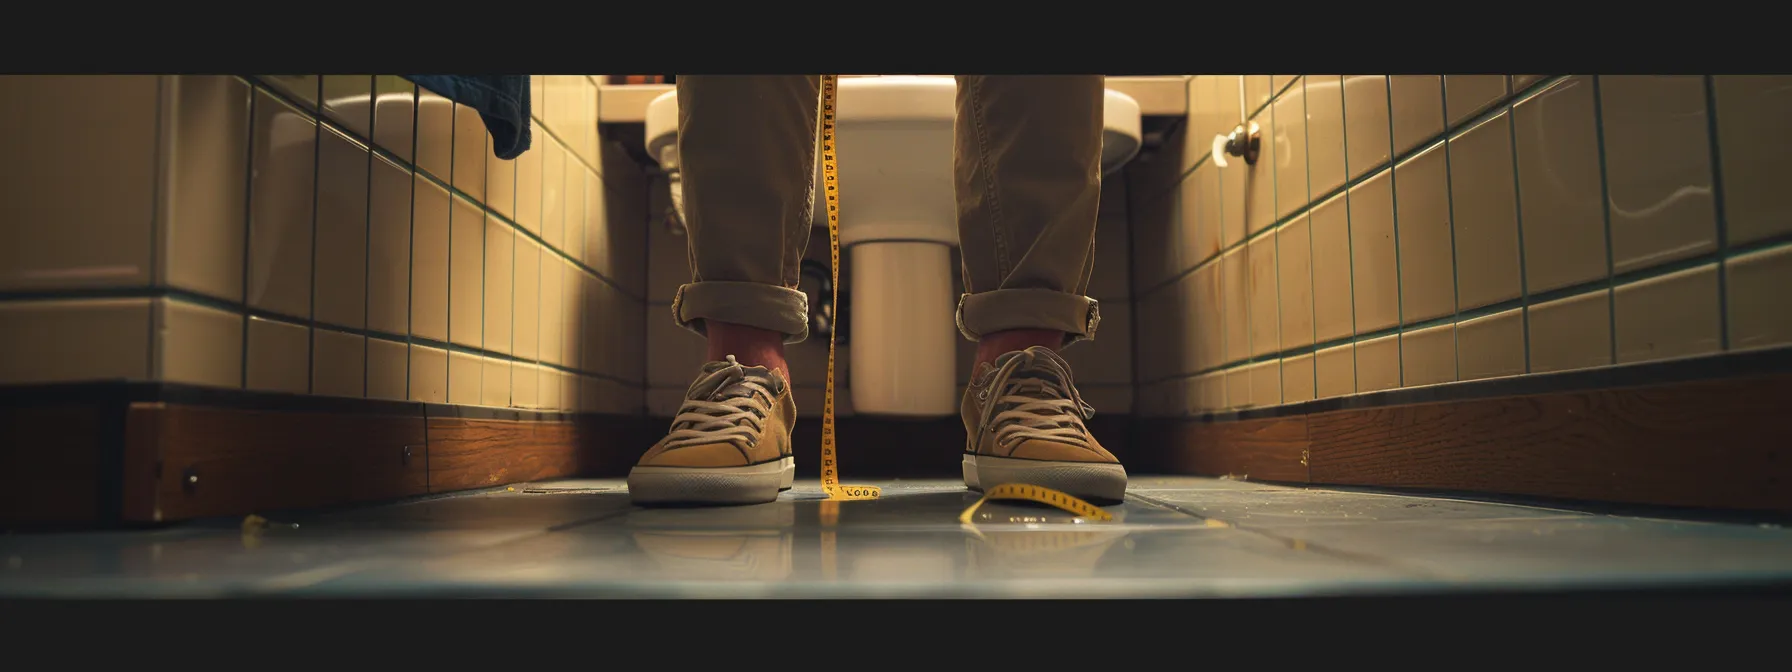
left=672, top=281, right=811, bottom=344
left=955, top=288, right=1101, bottom=347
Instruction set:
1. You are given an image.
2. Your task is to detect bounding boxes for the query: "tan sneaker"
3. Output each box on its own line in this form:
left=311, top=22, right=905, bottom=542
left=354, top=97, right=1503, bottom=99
left=628, top=355, right=797, bottom=505
left=960, top=346, right=1127, bottom=502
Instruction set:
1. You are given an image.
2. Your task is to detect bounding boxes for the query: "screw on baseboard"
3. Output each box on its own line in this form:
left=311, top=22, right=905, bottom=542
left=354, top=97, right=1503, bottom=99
left=182, top=467, right=199, bottom=492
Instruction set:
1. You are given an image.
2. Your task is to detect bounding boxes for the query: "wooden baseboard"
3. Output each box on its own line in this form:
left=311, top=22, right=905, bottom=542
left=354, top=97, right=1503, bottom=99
left=1136, top=365, right=1792, bottom=511
left=0, top=382, right=655, bottom=527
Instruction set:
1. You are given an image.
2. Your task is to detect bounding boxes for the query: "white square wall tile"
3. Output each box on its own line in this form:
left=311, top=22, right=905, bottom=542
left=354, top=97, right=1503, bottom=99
left=408, top=344, right=448, bottom=403
left=1400, top=323, right=1456, bottom=387
left=511, top=361, right=538, bottom=408
left=366, top=337, right=409, bottom=401
left=0, top=76, right=157, bottom=292
left=1599, top=76, right=1718, bottom=274
left=1281, top=353, right=1315, bottom=403
left=1712, top=76, right=1792, bottom=246
left=246, top=316, right=309, bottom=394
left=1247, top=234, right=1280, bottom=358
left=1727, top=246, right=1792, bottom=351
left=320, top=75, right=374, bottom=141
left=452, top=103, right=488, bottom=204
left=1309, top=193, right=1354, bottom=344
left=1314, top=343, right=1355, bottom=398
left=538, top=365, right=562, bottom=410
left=1273, top=78, right=1310, bottom=221
left=487, top=145, right=517, bottom=221
left=514, top=134, right=543, bottom=235
left=1222, top=247, right=1250, bottom=364
left=415, top=86, right=453, bottom=181
left=1130, top=172, right=1178, bottom=293
left=513, top=237, right=541, bottom=360
left=1354, top=334, right=1400, bottom=392
left=314, top=125, right=369, bottom=330
left=563, top=164, right=588, bottom=267
left=538, top=255, right=564, bottom=366
left=1225, top=367, right=1251, bottom=410
left=1219, top=132, right=1248, bottom=248
left=1613, top=263, right=1721, bottom=364
left=247, top=88, right=317, bottom=319
left=411, top=174, right=451, bottom=342
left=1277, top=215, right=1314, bottom=351
left=1245, top=108, right=1276, bottom=236
left=1305, top=75, right=1348, bottom=199
left=312, top=329, right=365, bottom=398
left=1187, top=263, right=1221, bottom=374
left=1343, top=75, right=1392, bottom=181
left=449, top=194, right=484, bottom=349
left=484, top=217, right=514, bottom=355
left=1197, top=372, right=1227, bottom=413
left=1349, top=169, right=1400, bottom=334
left=1514, top=76, right=1607, bottom=294
left=367, top=153, right=413, bottom=336
left=1393, top=142, right=1456, bottom=324
left=561, top=263, right=586, bottom=372
left=482, top=357, right=511, bottom=407
left=448, top=351, right=482, bottom=406
left=1187, top=162, right=1224, bottom=268
left=163, top=75, right=251, bottom=302
left=1389, top=75, right=1444, bottom=159
left=541, top=140, right=567, bottom=253
left=154, top=299, right=242, bottom=388
left=1457, top=308, right=1525, bottom=381
left=560, top=368, right=580, bottom=411
left=259, top=75, right=317, bottom=109
left=1248, top=360, right=1281, bottom=408
left=372, top=76, right=415, bottom=163
left=1444, top=75, right=1508, bottom=129
left=1528, top=290, right=1612, bottom=373
left=0, top=298, right=152, bottom=384
left=1448, top=112, right=1523, bottom=311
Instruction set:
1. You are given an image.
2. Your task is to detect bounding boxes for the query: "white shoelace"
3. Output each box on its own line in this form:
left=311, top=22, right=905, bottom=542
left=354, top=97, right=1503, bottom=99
left=973, top=347, right=1097, bottom=452
left=662, top=355, right=782, bottom=451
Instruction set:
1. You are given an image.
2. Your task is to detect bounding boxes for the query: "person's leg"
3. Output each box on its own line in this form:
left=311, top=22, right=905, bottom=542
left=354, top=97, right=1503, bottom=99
left=629, top=75, right=820, bottom=506
left=953, top=74, right=1126, bottom=501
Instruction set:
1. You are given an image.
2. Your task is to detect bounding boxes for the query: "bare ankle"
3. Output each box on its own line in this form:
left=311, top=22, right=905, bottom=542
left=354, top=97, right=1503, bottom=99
left=972, top=328, right=1064, bottom=373
left=706, top=320, right=791, bottom=385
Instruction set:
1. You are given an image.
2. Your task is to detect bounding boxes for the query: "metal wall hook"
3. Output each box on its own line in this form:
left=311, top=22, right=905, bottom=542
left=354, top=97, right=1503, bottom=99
left=1210, top=121, right=1261, bottom=168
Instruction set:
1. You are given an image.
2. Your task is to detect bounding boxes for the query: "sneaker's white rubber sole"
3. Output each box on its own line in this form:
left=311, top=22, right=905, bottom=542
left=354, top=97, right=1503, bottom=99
left=962, top=454, right=1128, bottom=502
left=628, top=457, right=795, bottom=505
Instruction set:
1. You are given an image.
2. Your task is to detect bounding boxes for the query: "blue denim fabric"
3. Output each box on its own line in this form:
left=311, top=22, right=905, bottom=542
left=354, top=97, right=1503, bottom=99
left=402, top=75, right=532, bottom=160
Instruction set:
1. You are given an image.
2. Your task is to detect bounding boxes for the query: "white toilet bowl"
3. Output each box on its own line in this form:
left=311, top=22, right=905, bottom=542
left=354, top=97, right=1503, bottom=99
left=644, top=76, right=1143, bottom=417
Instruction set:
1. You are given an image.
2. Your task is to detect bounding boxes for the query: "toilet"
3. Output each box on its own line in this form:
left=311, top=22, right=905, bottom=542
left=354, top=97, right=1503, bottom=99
left=644, top=76, right=1143, bottom=417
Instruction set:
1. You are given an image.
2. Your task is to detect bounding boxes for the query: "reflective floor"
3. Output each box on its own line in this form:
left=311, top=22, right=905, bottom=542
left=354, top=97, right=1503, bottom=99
left=5, top=477, right=1792, bottom=598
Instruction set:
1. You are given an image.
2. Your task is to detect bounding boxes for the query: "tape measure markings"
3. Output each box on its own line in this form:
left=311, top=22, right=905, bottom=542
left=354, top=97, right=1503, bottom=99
left=819, top=75, right=881, bottom=502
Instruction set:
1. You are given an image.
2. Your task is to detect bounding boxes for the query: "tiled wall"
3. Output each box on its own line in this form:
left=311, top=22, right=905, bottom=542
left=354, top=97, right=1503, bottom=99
left=0, top=75, right=649, bottom=414
left=642, top=176, right=1136, bottom=418
left=1130, top=74, right=1792, bottom=415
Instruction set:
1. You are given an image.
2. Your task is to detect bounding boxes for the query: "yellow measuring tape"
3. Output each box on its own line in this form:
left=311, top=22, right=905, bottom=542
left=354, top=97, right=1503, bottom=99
left=818, top=75, right=879, bottom=502
left=815, top=76, right=1112, bottom=523
left=959, top=483, right=1115, bottom=524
